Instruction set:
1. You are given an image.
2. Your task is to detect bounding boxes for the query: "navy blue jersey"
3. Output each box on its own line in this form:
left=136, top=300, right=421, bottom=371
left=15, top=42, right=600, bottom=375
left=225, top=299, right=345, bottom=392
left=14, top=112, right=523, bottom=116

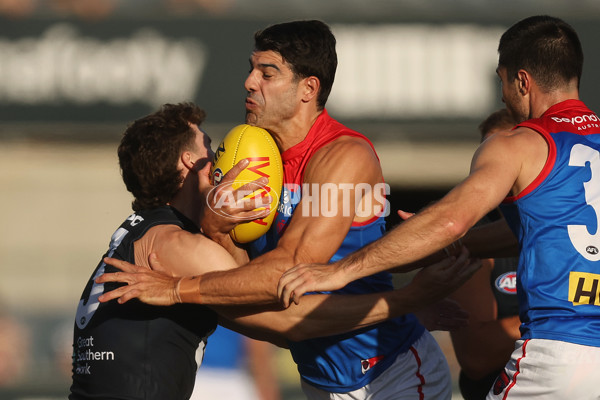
left=70, top=206, right=217, bottom=400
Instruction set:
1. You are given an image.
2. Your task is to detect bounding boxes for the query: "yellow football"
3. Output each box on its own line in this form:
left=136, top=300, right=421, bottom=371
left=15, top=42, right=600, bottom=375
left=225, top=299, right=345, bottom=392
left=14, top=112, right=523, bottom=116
left=210, top=124, right=283, bottom=243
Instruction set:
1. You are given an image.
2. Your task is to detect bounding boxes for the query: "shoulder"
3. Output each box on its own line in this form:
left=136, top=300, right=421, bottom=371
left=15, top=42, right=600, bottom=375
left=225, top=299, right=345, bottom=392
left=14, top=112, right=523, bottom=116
left=305, top=135, right=381, bottom=182
left=476, top=126, right=547, bottom=161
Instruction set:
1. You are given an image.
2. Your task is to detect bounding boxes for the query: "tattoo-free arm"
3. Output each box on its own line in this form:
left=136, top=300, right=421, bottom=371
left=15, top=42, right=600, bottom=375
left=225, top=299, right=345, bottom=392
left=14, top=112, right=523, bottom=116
left=278, top=130, right=534, bottom=306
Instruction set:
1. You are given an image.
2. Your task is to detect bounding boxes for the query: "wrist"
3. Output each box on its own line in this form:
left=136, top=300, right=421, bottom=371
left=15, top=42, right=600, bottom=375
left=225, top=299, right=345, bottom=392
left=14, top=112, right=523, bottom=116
left=174, top=278, right=183, bottom=303
left=388, top=287, right=420, bottom=317
left=178, top=276, right=202, bottom=304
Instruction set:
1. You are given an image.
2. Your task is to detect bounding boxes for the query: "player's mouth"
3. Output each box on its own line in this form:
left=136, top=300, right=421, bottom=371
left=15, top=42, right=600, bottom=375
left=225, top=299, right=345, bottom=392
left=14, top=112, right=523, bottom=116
left=245, top=97, right=257, bottom=110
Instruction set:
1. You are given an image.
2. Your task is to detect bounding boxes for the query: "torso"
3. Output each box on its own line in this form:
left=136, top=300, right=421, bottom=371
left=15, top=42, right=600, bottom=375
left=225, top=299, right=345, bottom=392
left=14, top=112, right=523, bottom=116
left=250, top=110, right=424, bottom=392
left=503, top=99, right=600, bottom=346
left=70, top=206, right=217, bottom=400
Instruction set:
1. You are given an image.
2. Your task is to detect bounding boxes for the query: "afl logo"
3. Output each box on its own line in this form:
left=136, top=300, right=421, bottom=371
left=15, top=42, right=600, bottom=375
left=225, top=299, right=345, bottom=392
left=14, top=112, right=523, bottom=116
left=212, top=168, right=224, bottom=185
left=586, top=246, right=599, bottom=255
left=495, top=272, right=517, bottom=294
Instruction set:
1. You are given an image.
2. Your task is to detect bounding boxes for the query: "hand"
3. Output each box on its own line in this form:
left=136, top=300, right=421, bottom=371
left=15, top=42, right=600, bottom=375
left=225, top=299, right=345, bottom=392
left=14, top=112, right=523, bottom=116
left=200, top=158, right=272, bottom=238
left=408, top=246, right=481, bottom=305
left=414, top=298, right=469, bottom=332
left=96, top=254, right=180, bottom=306
left=277, top=261, right=350, bottom=308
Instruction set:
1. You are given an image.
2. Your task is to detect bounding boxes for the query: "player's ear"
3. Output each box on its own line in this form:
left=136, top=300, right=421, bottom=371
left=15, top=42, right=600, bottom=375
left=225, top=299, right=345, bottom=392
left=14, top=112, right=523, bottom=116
left=181, top=151, right=196, bottom=171
left=516, top=69, right=530, bottom=95
left=301, top=76, right=320, bottom=103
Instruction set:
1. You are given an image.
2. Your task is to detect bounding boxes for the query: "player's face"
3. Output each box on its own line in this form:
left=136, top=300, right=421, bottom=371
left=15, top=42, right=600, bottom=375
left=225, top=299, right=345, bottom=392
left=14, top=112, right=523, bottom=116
left=497, top=66, right=529, bottom=123
left=244, top=50, right=303, bottom=132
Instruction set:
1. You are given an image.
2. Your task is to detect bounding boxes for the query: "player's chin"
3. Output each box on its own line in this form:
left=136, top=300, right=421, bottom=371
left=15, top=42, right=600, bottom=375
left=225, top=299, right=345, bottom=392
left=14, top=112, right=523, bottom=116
left=245, top=111, right=258, bottom=126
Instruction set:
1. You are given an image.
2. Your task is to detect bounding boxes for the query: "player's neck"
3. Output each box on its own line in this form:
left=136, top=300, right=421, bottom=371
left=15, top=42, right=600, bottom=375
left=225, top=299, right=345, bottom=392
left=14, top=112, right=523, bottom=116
left=169, top=186, right=202, bottom=229
left=269, top=109, right=322, bottom=152
left=530, top=85, right=579, bottom=119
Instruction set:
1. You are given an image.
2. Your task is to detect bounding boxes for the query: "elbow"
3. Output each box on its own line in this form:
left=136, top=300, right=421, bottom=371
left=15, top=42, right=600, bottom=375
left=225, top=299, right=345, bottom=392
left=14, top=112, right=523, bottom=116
left=439, top=215, right=470, bottom=242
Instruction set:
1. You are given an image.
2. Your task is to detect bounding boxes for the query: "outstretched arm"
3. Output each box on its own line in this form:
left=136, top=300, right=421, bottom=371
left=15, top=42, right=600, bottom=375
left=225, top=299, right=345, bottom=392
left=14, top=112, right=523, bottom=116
left=277, top=129, right=538, bottom=306
left=97, top=245, right=480, bottom=342
left=102, top=136, right=390, bottom=306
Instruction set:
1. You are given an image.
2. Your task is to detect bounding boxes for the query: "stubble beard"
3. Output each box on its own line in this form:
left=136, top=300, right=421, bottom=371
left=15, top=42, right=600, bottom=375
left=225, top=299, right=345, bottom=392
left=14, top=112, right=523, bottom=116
left=245, top=111, right=258, bottom=126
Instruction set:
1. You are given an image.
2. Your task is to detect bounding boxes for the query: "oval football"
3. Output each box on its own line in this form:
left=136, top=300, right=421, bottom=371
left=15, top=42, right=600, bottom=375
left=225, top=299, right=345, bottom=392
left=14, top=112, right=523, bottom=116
left=210, top=124, right=283, bottom=243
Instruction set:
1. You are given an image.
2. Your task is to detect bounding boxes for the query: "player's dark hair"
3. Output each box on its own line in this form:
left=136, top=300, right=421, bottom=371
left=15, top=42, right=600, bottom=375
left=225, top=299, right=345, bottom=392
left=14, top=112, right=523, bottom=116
left=254, top=20, right=337, bottom=109
left=498, top=15, right=583, bottom=91
left=118, top=102, right=206, bottom=212
left=478, top=108, right=517, bottom=142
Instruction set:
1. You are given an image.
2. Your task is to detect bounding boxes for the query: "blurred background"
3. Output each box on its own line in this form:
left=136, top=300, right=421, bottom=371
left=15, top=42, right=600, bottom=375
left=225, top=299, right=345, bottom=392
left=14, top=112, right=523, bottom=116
left=1, top=1, right=599, bottom=399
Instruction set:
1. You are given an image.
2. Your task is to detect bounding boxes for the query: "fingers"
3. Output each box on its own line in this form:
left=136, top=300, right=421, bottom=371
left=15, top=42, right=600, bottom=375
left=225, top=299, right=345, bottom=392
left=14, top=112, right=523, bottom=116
left=234, top=177, right=269, bottom=198
left=278, top=266, right=316, bottom=308
left=222, top=158, right=249, bottom=184
left=197, top=161, right=213, bottom=187
left=277, top=267, right=302, bottom=308
left=211, top=181, right=271, bottom=214
left=97, top=284, right=137, bottom=304
left=95, top=271, right=136, bottom=285
left=103, top=257, right=145, bottom=273
left=397, top=210, right=415, bottom=221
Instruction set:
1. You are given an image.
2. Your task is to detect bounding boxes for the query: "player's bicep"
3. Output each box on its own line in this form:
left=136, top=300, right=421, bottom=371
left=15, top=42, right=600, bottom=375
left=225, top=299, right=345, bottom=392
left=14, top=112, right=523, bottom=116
left=469, top=130, right=528, bottom=201
left=275, top=199, right=354, bottom=264
left=152, top=228, right=239, bottom=277
left=277, top=138, right=384, bottom=264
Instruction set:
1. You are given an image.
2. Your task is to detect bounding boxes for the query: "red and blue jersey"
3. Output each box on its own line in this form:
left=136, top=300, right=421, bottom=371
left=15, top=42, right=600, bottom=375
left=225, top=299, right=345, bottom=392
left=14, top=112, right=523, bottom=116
left=250, top=110, right=423, bottom=392
left=502, top=99, right=600, bottom=347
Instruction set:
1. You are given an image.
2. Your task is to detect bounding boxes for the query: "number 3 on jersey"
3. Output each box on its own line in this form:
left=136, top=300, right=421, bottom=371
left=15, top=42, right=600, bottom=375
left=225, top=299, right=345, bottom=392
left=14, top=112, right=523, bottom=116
left=568, top=143, right=600, bottom=261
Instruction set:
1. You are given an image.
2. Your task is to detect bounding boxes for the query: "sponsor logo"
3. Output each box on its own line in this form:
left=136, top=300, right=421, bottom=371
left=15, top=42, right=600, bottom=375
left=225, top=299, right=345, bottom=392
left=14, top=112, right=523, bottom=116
left=0, top=24, right=206, bottom=107
left=495, top=271, right=517, bottom=294
left=586, top=246, right=599, bottom=255
left=551, top=114, right=600, bottom=126
left=73, top=335, right=115, bottom=376
left=361, top=355, right=385, bottom=374
left=277, top=185, right=300, bottom=218
left=212, top=168, right=223, bottom=185
left=208, top=157, right=279, bottom=222
left=569, top=271, right=600, bottom=306
left=214, top=143, right=225, bottom=164
left=126, top=213, right=144, bottom=226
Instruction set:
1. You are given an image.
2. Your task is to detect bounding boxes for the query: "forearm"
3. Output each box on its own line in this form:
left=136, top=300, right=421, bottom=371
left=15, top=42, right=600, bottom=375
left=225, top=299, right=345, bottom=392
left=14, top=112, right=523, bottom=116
left=389, top=223, right=517, bottom=274
left=214, top=287, right=422, bottom=342
left=178, top=251, right=290, bottom=305
left=388, top=249, right=447, bottom=273
left=218, top=315, right=289, bottom=348
left=338, top=204, right=464, bottom=280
